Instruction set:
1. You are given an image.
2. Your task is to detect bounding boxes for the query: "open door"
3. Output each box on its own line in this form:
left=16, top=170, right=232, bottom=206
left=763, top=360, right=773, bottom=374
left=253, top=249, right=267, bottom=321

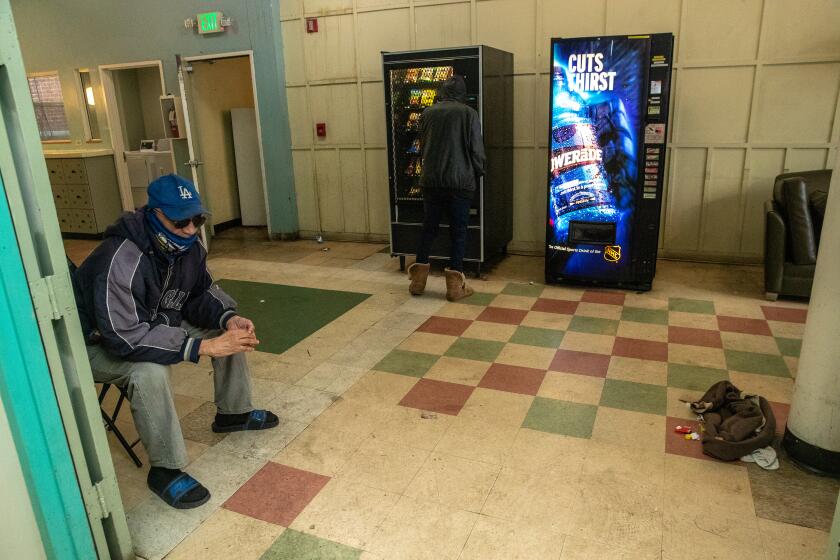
left=176, top=55, right=212, bottom=249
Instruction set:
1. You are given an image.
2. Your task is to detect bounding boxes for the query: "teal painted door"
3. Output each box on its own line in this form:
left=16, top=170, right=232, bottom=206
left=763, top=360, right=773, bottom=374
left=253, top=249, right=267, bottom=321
left=0, top=1, right=132, bottom=557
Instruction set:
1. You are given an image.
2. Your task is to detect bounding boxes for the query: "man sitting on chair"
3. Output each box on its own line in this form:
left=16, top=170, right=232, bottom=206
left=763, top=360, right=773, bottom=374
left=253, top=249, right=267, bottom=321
left=73, top=174, right=278, bottom=509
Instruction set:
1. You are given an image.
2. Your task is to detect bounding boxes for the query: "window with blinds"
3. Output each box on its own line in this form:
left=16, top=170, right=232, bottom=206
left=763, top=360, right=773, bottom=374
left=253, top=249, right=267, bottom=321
left=27, top=73, right=70, bottom=141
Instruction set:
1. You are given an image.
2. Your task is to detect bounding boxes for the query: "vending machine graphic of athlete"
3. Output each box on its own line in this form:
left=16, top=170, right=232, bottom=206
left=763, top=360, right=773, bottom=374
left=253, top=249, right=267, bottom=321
left=547, top=37, right=647, bottom=279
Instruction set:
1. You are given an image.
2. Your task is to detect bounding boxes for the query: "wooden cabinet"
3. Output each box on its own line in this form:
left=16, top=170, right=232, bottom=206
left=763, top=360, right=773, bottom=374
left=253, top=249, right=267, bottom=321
left=46, top=155, right=122, bottom=235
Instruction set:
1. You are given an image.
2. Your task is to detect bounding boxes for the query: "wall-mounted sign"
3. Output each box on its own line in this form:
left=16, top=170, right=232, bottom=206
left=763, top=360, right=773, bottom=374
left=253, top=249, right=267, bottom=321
left=184, top=12, right=232, bottom=34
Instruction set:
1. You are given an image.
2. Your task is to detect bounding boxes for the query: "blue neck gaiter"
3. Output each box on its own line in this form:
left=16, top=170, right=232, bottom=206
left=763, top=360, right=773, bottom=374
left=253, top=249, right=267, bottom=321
left=145, top=209, right=197, bottom=257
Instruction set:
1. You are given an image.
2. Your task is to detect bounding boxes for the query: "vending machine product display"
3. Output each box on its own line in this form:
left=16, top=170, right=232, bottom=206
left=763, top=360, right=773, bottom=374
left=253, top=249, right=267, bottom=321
left=383, top=46, right=514, bottom=273
left=545, top=34, right=674, bottom=291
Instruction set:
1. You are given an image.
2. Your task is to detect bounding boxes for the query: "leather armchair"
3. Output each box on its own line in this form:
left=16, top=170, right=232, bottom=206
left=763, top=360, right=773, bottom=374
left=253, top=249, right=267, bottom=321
left=764, top=169, right=831, bottom=300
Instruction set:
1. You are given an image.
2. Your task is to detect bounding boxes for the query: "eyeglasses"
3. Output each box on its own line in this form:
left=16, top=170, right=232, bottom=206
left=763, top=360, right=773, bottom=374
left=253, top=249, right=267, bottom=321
left=157, top=209, right=206, bottom=229
left=171, top=214, right=207, bottom=229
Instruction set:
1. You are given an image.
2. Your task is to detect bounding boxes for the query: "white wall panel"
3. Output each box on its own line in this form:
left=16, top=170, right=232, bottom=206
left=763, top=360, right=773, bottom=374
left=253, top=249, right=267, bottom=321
left=357, top=9, right=411, bottom=80
left=293, top=150, right=319, bottom=231
left=681, top=0, right=761, bottom=63
left=309, top=84, right=360, bottom=144
left=365, top=149, right=390, bottom=235
left=539, top=0, right=606, bottom=72
left=741, top=149, right=785, bottom=255
left=315, top=149, right=344, bottom=232
left=282, top=21, right=306, bottom=84
left=415, top=3, right=471, bottom=50
left=303, top=14, right=357, bottom=81
left=358, top=0, right=408, bottom=8
left=753, top=63, right=840, bottom=144
left=701, top=149, right=746, bottom=255
left=305, top=0, right=353, bottom=14
left=512, top=75, right=535, bottom=145
left=675, top=67, right=754, bottom=143
left=536, top=73, right=550, bottom=148
left=664, top=148, right=706, bottom=252
left=511, top=148, right=543, bottom=245
left=281, top=0, right=302, bottom=20
left=788, top=149, right=829, bottom=173
left=362, top=82, right=386, bottom=145
left=762, top=0, right=840, bottom=59
left=476, top=0, right=536, bottom=73
left=286, top=87, right=312, bottom=146
left=605, top=0, right=681, bottom=37
left=339, top=150, right=368, bottom=233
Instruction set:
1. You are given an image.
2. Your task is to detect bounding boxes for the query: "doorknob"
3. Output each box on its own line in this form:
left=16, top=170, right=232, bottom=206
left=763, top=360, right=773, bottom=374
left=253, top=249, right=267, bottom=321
left=184, top=160, right=204, bottom=168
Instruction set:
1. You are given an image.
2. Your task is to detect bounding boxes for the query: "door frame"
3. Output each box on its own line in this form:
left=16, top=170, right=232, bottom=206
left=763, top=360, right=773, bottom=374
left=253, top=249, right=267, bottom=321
left=179, top=50, right=271, bottom=233
left=99, top=60, right=166, bottom=212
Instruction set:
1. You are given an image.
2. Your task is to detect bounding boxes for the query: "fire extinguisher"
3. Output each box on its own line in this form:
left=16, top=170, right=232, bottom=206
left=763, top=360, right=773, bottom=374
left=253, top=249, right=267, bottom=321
left=168, top=107, right=179, bottom=138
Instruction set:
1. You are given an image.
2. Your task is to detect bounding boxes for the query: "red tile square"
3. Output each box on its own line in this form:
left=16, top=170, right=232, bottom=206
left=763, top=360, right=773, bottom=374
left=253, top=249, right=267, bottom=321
left=769, top=401, right=790, bottom=436
left=532, top=298, right=579, bottom=315
left=762, top=306, right=807, bottom=324
left=665, top=417, right=716, bottom=463
left=477, top=306, right=528, bottom=325
left=224, top=463, right=329, bottom=526
left=418, top=316, right=472, bottom=337
left=399, top=378, right=475, bottom=415
left=612, top=337, right=668, bottom=362
left=550, top=349, right=610, bottom=377
left=717, top=315, right=772, bottom=336
left=668, top=326, right=723, bottom=348
left=478, top=363, right=547, bottom=396
left=581, top=290, right=626, bottom=306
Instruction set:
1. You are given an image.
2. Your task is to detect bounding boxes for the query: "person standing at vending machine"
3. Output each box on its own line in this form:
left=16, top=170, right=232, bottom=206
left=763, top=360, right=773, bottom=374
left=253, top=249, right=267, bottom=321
left=407, top=74, right=486, bottom=301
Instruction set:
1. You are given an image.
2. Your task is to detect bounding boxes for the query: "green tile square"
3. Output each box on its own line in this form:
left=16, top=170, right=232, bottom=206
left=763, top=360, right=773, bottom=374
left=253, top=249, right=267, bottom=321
left=374, top=349, right=439, bottom=378
left=568, top=315, right=619, bottom=336
left=621, top=306, right=668, bottom=325
left=461, top=291, right=497, bottom=306
left=725, top=349, right=790, bottom=377
left=668, top=297, right=716, bottom=315
left=261, top=529, right=361, bottom=560
left=667, top=363, right=730, bottom=392
left=776, top=337, right=802, bottom=358
left=445, top=337, right=505, bottom=362
left=599, top=379, right=667, bottom=416
left=522, top=397, right=597, bottom=439
left=502, top=283, right=545, bottom=298
left=510, top=326, right=565, bottom=348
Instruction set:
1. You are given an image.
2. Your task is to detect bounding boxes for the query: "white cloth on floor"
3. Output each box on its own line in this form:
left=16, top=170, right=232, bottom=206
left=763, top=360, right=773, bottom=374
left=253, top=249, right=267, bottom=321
left=740, top=446, right=779, bottom=470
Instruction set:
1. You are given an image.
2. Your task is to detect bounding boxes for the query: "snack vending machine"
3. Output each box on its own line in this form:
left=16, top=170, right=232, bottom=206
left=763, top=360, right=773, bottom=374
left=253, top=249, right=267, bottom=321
left=382, top=46, right=514, bottom=274
left=545, top=34, right=674, bottom=291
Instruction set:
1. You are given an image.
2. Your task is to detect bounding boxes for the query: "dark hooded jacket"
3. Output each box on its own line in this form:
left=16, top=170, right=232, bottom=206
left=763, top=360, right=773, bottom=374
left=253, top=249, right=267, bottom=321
left=419, top=75, right=486, bottom=192
left=72, top=209, right=238, bottom=365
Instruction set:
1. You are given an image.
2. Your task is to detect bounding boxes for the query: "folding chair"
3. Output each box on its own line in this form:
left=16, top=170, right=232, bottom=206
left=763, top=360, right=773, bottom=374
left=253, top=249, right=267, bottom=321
left=67, top=255, right=143, bottom=468
left=98, top=383, right=143, bottom=468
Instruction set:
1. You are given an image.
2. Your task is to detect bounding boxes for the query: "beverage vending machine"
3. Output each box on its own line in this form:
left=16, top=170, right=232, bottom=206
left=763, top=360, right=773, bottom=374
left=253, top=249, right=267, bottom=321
left=382, top=46, right=514, bottom=274
left=545, top=34, right=674, bottom=291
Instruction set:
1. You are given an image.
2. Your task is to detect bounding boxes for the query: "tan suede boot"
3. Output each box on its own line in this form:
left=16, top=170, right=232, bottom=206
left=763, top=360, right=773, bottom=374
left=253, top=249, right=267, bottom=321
left=408, top=262, right=430, bottom=295
left=444, top=268, right=474, bottom=302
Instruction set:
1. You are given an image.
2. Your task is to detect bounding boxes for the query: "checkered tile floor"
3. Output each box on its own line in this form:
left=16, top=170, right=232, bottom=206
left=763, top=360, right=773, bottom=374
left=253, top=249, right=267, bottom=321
left=160, top=277, right=829, bottom=560
left=376, top=285, right=801, bottom=459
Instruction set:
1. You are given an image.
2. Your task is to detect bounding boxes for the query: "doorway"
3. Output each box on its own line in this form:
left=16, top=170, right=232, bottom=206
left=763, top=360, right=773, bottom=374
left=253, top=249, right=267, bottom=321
left=179, top=52, right=268, bottom=239
left=100, top=61, right=185, bottom=212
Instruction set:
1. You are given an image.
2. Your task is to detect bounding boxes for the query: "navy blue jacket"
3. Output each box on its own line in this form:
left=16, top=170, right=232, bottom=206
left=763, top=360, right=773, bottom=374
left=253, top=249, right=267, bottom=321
left=72, top=209, right=237, bottom=364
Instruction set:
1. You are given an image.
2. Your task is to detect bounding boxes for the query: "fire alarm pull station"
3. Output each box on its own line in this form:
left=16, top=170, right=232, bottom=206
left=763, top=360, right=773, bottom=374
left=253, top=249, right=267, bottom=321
left=306, top=18, right=318, bottom=33
left=316, top=123, right=326, bottom=137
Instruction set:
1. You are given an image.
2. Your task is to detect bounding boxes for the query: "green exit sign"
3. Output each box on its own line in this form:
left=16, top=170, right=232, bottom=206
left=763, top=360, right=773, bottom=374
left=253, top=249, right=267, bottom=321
left=197, top=11, right=223, bottom=34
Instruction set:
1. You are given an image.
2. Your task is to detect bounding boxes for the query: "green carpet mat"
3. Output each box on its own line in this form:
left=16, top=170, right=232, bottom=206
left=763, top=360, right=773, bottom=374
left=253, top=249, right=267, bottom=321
left=216, top=279, right=370, bottom=355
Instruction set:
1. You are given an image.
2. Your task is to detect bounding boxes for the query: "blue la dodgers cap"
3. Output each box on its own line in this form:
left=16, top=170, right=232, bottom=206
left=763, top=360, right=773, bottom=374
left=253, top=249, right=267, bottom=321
left=147, top=174, right=208, bottom=220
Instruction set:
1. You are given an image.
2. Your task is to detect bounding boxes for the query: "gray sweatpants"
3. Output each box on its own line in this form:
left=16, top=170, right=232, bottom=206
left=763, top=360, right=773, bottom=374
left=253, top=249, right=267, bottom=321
left=87, top=322, right=253, bottom=469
